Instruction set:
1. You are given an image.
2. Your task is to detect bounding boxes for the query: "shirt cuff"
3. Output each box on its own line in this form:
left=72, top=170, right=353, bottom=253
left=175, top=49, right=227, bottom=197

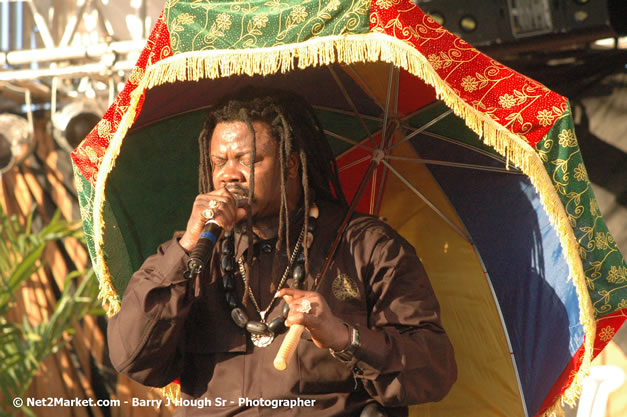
left=329, top=324, right=384, bottom=381
left=153, top=237, right=192, bottom=286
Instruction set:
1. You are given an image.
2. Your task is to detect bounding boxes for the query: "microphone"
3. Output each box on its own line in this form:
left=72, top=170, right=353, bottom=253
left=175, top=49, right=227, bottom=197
left=185, top=197, right=247, bottom=277
left=186, top=220, right=222, bottom=277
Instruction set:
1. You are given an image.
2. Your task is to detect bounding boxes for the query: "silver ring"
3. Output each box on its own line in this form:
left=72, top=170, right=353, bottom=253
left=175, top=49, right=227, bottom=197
left=208, top=200, right=219, bottom=209
left=297, top=299, right=311, bottom=314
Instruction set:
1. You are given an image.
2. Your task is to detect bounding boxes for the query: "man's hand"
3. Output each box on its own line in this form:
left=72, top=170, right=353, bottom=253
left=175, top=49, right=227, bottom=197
left=179, top=188, right=247, bottom=252
left=278, top=288, right=350, bottom=352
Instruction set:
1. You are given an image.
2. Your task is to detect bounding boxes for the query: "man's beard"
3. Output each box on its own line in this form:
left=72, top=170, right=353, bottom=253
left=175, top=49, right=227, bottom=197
left=233, top=210, right=281, bottom=234
left=225, top=184, right=251, bottom=202
left=223, top=184, right=289, bottom=236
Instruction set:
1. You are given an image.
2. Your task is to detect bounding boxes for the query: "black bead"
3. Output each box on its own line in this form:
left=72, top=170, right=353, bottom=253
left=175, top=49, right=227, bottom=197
left=292, top=264, right=305, bottom=283
left=222, top=273, right=235, bottom=291
left=231, top=307, right=248, bottom=328
left=221, top=256, right=235, bottom=272
left=296, top=251, right=305, bottom=263
left=268, top=316, right=286, bottom=334
left=221, top=238, right=234, bottom=255
left=226, top=292, right=239, bottom=309
left=307, top=217, right=318, bottom=232
left=246, top=321, right=268, bottom=335
left=261, top=243, right=273, bottom=254
left=282, top=302, right=291, bottom=318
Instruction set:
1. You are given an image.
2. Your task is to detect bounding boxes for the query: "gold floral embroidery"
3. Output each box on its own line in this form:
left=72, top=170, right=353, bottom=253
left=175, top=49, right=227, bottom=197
left=327, top=0, right=341, bottom=11
left=167, top=0, right=369, bottom=51
left=574, top=163, right=587, bottom=182
left=618, top=299, right=627, bottom=309
left=405, top=13, right=448, bottom=46
left=595, top=232, right=610, bottom=251
left=252, top=14, right=269, bottom=28
left=83, top=146, right=101, bottom=164
left=590, top=199, right=599, bottom=217
left=427, top=53, right=443, bottom=70
left=537, top=109, right=555, bottom=127
left=538, top=104, right=625, bottom=320
left=598, top=326, right=615, bottom=342
left=607, top=265, right=626, bottom=284
left=461, top=75, right=479, bottom=92
left=128, top=67, right=145, bottom=85
left=499, top=93, right=516, bottom=109
left=177, top=12, right=195, bottom=25
left=289, top=5, right=308, bottom=23
left=97, top=120, right=113, bottom=140
left=375, top=0, right=395, bottom=9
left=536, top=137, right=553, bottom=163
left=264, top=0, right=285, bottom=9
left=558, top=129, right=577, bottom=147
left=215, top=13, right=232, bottom=31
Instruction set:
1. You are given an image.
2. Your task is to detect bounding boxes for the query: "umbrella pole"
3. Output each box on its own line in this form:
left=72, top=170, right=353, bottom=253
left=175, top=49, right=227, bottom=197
left=312, top=156, right=381, bottom=291
left=328, top=66, right=379, bottom=148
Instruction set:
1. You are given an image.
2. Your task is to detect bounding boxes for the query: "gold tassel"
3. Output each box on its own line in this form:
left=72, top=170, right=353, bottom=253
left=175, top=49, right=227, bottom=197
left=540, top=400, right=565, bottom=417
left=161, top=382, right=181, bottom=405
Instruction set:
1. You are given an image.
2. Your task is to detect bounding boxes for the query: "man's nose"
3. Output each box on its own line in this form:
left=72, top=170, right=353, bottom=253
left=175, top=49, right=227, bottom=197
left=220, top=160, right=245, bottom=183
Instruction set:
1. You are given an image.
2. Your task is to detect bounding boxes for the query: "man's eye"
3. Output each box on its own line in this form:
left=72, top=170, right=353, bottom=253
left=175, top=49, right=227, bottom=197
left=211, top=159, right=226, bottom=168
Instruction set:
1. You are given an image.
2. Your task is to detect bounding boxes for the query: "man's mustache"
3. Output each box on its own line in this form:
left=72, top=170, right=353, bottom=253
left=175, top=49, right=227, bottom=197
left=225, top=184, right=253, bottom=204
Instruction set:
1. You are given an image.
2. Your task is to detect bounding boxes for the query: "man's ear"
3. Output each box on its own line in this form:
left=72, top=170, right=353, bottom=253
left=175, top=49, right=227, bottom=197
left=288, top=152, right=300, bottom=179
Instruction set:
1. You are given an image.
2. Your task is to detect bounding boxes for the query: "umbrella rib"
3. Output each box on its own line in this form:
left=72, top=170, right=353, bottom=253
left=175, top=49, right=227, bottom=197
left=381, top=159, right=472, bottom=242
left=393, top=66, right=400, bottom=116
left=389, top=109, right=453, bottom=151
left=338, top=155, right=372, bottom=172
left=398, top=103, right=511, bottom=166
left=373, top=162, right=389, bottom=215
left=343, top=64, right=386, bottom=110
left=374, top=65, right=397, bottom=216
left=324, top=130, right=374, bottom=153
left=328, top=66, right=378, bottom=148
left=381, top=63, right=395, bottom=149
left=386, top=155, right=523, bottom=175
left=400, top=101, right=446, bottom=121
left=312, top=105, right=383, bottom=123
left=369, top=165, right=378, bottom=215
left=410, top=129, right=514, bottom=166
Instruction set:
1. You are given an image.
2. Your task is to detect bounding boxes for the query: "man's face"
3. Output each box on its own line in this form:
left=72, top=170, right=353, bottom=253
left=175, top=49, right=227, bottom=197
left=210, top=120, right=287, bottom=220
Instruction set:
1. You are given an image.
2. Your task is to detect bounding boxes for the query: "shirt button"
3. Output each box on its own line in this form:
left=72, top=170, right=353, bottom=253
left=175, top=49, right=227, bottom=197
left=262, top=243, right=273, bottom=253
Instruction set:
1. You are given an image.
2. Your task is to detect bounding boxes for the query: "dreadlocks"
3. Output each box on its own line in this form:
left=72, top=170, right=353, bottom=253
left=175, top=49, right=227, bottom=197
left=197, top=86, right=347, bottom=298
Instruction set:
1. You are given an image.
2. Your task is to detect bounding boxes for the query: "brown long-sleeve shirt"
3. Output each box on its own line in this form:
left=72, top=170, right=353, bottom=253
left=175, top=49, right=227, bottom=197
left=107, top=202, right=456, bottom=416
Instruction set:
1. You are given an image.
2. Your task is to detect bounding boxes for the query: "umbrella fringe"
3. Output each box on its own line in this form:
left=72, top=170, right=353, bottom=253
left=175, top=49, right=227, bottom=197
left=97, top=277, right=120, bottom=315
left=161, top=382, right=181, bottom=408
left=540, top=401, right=564, bottom=417
left=88, top=31, right=596, bottom=412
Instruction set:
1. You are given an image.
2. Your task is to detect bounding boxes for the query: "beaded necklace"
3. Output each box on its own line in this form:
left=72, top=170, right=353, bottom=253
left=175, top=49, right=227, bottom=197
left=219, top=204, right=319, bottom=347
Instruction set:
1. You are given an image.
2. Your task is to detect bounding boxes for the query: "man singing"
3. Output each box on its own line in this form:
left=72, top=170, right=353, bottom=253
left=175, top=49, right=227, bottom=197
left=107, top=86, right=457, bottom=416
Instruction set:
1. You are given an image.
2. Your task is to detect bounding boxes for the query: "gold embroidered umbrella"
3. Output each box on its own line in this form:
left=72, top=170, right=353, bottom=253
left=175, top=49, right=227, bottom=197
left=71, top=1, right=626, bottom=415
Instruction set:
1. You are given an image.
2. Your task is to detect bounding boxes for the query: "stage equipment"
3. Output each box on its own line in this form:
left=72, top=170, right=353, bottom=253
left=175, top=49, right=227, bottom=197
left=0, top=113, right=34, bottom=174
left=51, top=100, right=103, bottom=153
left=415, top=0, right=621, bottom=47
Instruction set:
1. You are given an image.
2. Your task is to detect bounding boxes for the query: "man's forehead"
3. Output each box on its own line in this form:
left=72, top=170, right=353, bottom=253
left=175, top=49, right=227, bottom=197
left=210, top=120, right=277, bottom=154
